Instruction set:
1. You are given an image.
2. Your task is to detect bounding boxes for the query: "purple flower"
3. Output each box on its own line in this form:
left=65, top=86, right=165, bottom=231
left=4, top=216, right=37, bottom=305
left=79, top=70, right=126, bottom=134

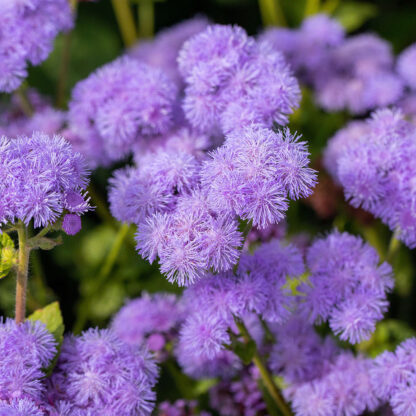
left=300, top=231, right=393, bottom=343
left=0, top=0, right=73, bottom=92
left=49, top=328, right=158, bottom=415
left=0, top=398, right=44, bottom=416
left=62, top=214, right=81, bottom=236
left=0, top=133, right=90, bottom=230
left=68, top=57, right=178, bottom=167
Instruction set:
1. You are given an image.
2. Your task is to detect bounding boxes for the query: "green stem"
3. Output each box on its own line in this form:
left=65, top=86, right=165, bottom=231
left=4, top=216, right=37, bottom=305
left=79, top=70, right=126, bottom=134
left=111, top=0, right=137, bottom=47
left=137, top=0, right=155, bottom=38
left=15, top=223, right=31, bottom=324
left=258, top=0, right=287, bottom=27
left=386, top=230, right=401, bottom=264
left=234, top=317, right=293, bottom=416
left=73, top=223, right=131, bottom=333
left=16, top=85, right=34, bottom=117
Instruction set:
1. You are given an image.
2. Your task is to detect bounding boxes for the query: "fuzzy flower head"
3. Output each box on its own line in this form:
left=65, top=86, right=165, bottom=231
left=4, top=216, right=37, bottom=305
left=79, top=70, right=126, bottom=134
left=179, top=24, right=300, bottom=135
left=0, top=132, right=90, bottom=230
left=0, top=0, right=73, bottom=92
left=68, top=57, right=178, bottom=167
left=300, top=230, right=393, bottom=343
left=397, top=43, right=416, bottom=90
left=49, top=328, right=158, bottom=415
left=326, top=108, right=416, bottom=248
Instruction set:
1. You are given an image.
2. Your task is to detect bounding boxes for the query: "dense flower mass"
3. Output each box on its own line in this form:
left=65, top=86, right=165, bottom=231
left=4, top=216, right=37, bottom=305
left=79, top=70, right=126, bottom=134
left=48, top=328, right=158, bottom=415
left=0, top=0, right=73, bottom=92
left=0, top=318, right=56, bottom=412
left=0, top=132, right=90, bottom=231
left=370, top=338, right=416, bottom=416
left=179, top=25, right=301, bottom=135
left=67, top=57, right=178, bottom=167
left=262, top=14, right=403, bottom=114
left=300, top=231, right=393, bottom=343
left=324, top=108, right=416, bottom=248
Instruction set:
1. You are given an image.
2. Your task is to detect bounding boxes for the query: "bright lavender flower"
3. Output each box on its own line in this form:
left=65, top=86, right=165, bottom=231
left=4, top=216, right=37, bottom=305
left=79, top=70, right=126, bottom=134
left=397, top=43, right=416, bottom=90
left=370, top=338, right=416, bottom=416
left=111, top=292, right=184, bottom=356
left=68, top=57, right=178, bottom=167
left=329, top=108, right=416, bottom=248
left=178, top=24, right=300, bottom=135
left=130, top=17, right=210, bottom=87
left=0, top=133, right=90, bottom=230
left=300, top=231, right=393, bottom=343
left=0, top=318, right=56, bottom=404
left=0, top=0, right=73, bottom=92
left=0, top=398, right=44, bottom=416
left=290, top=353, right=379, bottom=416
left=48, top=328, right=158, bottom=415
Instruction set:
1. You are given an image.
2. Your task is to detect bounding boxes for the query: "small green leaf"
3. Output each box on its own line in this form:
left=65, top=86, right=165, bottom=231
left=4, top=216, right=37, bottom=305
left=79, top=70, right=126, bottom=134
left=334, top=1, right=378, bottom=32
left=0, top=233, right=17, bottom=279
left=28, top=301, right=64, bottom=345
left=29, top=235, right=63, bottom=251
left=233, top=339, right=256, bottom=365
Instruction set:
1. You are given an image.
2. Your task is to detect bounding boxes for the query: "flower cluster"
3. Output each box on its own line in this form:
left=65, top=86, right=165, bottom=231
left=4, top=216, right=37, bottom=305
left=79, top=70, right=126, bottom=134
left=112, top=292, right=184, bottom=359
left=67, top=57, right=178, bottom=167
left=0, top=0, right=73, bottom=92
left=324, top=108, right=416, bottom=248
left=397, top=42, right=416, bottom=122
left=299, top=231, right=394, bottom=343
left=262, top=14, right=403, bottom=114
left=48, top=328, right=158, bottom=415
left=0, top=318, right=56, bottom=414
left=0, top=132, right=90, bottom=234
left=370, top=338, right=416, bottom=416
left=179, top=25, right=301, bottom=135
left=109, top=124, right=315, bottom=285
left=157, top=400, right=211, bottom=416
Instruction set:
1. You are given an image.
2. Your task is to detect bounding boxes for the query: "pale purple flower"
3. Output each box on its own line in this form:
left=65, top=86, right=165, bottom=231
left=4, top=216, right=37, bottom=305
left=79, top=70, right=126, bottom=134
left=397, top=43, right=416, bottom=90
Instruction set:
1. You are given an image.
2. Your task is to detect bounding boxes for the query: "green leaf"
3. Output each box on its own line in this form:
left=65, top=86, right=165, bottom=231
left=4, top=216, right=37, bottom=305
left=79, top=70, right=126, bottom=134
left=28, top=301, right=64, bottom=346
left=29, top=235, right=63, bottom=251
left=233, top=339, right=256, bottom=365
left=334, top=1, right=378, bottom=32
left=0, top=233, right=17, bottom=279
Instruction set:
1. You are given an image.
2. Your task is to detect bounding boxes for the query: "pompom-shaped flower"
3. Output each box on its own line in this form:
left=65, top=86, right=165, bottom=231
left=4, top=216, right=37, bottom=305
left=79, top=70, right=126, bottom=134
left=68, top=57, right=178, bottom=167
left=0, top=0, right=73, bottom=92
left=49, top=328, right=158, bottom=415
left=300, top=231, right=393, bottom=343
left=0, top=133, right=90, bottom=230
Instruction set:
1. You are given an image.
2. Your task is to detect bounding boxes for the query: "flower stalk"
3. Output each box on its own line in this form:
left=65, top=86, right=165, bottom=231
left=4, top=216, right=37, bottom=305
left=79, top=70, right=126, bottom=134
left=234, top=317, right=293, bottom=416
left=15, top=223, right=31, bottom=324
left=111, top=0, right=137, bottom=47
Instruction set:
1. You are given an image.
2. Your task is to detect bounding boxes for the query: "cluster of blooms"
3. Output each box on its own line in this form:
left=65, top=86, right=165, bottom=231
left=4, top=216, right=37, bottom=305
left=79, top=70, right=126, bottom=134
left=299, top=231, right=393, bottom=343
left=179, top=25, right=300, bottom=135
left=0, top=132, right=90, bottom=235
left=370, top=338, right=416, bottom=416
left=47, top=328, right=158, bottom=415
left=173, top=239, right=304, bottom=378
left=0, top=91, right=66, bottom=138
left=324, top=108, right=416, bottom=248
left=130, top=17, right=210, bottom=87
left=112, top=292, right=185, bottom=360
left=157, top=400, right=211, bottom=416
left=0, top=0, right=73, bottom=92
left=67, top=57, right=178, bottom=167
left=107, top=24, right=315, bottom=285
left=0, top=319, right=56, bottom=414
left=0, top=319, right=159, bottom=415
left=397, top=42, right=416, bottom=122
left=262, top=14, right=403, bottom=114
left=209, top=366, right=267, bottom=416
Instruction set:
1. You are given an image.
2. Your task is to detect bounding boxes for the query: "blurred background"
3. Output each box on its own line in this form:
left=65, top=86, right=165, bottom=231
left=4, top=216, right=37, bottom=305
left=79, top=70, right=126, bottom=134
left=1, top=0, right=416, bottom=348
